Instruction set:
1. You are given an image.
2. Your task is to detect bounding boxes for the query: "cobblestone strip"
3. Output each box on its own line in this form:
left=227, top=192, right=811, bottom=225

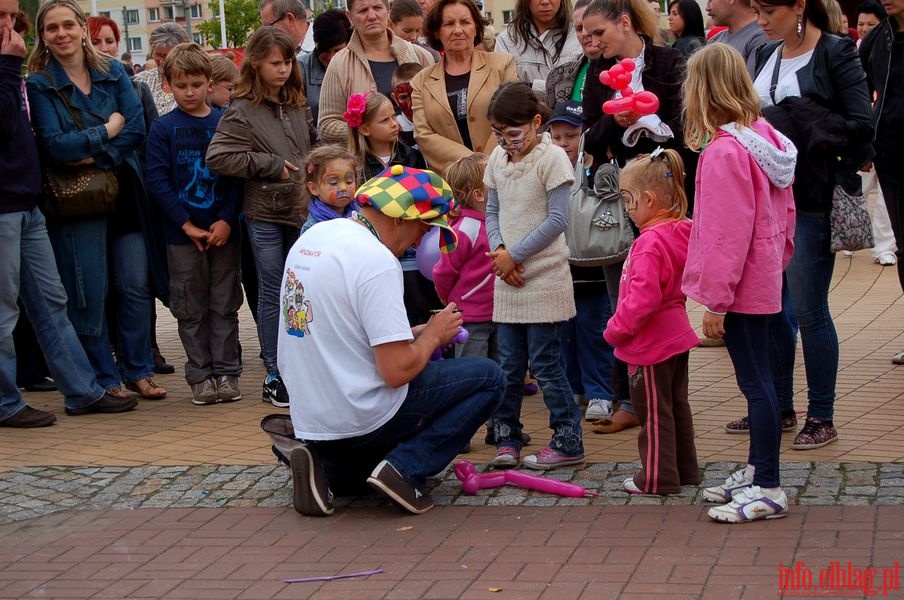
left=0, top=461, right=901, bottom=524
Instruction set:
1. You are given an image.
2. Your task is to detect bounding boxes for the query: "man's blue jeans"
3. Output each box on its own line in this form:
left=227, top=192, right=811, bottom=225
left=494, top=322, right=584, bottom=455
left=782, top=211, right=838, bottom=421
left=309, top=357, right=504, bottom=495
left=0, top=208, right=104, bottom=420
left=562, top=283, right=615, bottom=401
left=245, top=218, right=298, bottom=376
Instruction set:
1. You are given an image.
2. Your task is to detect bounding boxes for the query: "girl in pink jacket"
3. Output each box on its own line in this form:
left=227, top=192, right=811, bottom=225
left=603, top=149, right=701, bottom=496
left=681, top=44, right=797, bottom=524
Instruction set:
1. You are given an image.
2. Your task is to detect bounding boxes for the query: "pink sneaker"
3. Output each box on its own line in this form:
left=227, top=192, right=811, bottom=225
left=489, top=447, right=520, bottom=469
left=522, top=446, right=585, bottom=470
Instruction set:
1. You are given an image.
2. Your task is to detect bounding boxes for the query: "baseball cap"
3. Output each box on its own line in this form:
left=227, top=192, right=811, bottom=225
left=355, top=165, right=459, bottom=253
left=547, top=100, right=584, bottom=127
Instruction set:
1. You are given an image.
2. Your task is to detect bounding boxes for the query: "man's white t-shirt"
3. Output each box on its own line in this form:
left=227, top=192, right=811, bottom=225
left=278, top=218, right=414, bottom=441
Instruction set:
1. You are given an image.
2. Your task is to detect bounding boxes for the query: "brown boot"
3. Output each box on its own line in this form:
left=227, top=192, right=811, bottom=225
left=0, top=406, right=57, bottom=428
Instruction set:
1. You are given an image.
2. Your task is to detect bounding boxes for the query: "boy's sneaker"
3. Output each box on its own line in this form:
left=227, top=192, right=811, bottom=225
left=585, top=399, right=613, bottom=421
left=367, top=459, right=434, bottom=514
left=190, top=378, right=218, bottom=405
left=262, top=375, right=289, bottom=408
left=215, top=375, right=242, bottom=403
left=523, top=446, right=585, bottom=470
left=489, top=447, right=520, bottom=469
left=289, top=446, right=334, bottom=516
left=725, top=412, right=798, bottom=434
left=791, top=416, right=838, bottom=450
left=702, top=467, right=754, bottom=502
left=707, top=486, right=788, bottom=523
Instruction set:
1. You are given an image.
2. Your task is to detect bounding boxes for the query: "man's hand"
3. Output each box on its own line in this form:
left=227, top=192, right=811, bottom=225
left=702, top=311, right=725, bottom=339
left=0, top=27, right=26, bottom=58
left=207, top=220, right=231, bottom=247
left=422, top=303, right=463, bottom=348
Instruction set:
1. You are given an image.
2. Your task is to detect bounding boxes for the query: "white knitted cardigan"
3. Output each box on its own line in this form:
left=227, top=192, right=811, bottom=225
left=485, top=133, right=577, bottom=324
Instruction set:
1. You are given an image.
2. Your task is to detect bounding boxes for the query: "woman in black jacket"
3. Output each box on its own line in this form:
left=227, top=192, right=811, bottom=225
left=580, top=0, right=688, bottom=434
left=721, top=0, right=873, bottom=450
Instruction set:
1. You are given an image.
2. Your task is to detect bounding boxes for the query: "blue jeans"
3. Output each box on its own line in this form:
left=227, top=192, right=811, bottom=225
left=0, top=208, right=104, bottom=420
left=561, top=283, right=615, bottom=400
left=494, top=322, right=584, bottom=455
left=244, top=218, right=298, bottom=375
left=724, top=313, right=786, bottom=488
left=309, top=357, right=504, bottom=495
left=110, top=233, right=154, bottom=383
left=783, top=211, right=838, bottom=421
left=603, top=261, right=632, bottom=412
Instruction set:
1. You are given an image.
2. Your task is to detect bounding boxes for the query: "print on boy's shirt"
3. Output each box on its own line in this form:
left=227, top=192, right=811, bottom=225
left=282, top=268, right=314, bottom=338
left=174, top=126, right=219, bottom=210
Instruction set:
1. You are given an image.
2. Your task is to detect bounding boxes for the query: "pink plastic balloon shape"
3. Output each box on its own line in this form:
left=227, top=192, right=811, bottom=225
left=454, top=460, right=598, bottom=498
left=599, top=57, right=660, bottom=117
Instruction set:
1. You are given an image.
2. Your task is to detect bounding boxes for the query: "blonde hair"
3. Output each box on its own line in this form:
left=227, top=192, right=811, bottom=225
left=162, top=42, right=211, bottom=82
left=234, top=26, right=306, bottom=107
left=210, top=54, right=239, bottom=84
left=347, top=93, right=395, bottom=179
left=444, top=153, right=489, bottom=208
left=28, top=0, right=111, bottom=74
left=620, top=149, right=688, bottom=219
left=683, top=43, right=761, bottom=151
left=302, top=145, right=358, bottom=202
left=824, top=0, right=847, bottom=34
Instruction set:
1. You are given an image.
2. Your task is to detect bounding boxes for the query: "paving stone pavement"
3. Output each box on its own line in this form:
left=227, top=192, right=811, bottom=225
left=2, top=460, right=903, bottom=525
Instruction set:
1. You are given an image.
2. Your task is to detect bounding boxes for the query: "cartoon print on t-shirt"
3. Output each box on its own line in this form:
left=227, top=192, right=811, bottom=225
left=282, top=268, right=313, bottom=338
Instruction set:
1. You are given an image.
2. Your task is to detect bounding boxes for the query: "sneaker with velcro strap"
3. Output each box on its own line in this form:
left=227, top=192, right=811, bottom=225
left=707, top=485, right=788, bottom=523
left=702, top=467, right=754, bottom=503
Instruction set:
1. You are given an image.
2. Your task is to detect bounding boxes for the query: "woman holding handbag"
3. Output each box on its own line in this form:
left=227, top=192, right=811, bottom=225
left=26, top=0, right=167, bottom=402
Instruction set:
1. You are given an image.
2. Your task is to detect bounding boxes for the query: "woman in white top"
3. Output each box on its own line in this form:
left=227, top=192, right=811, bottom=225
left=494, top=0, right=582, bottom=93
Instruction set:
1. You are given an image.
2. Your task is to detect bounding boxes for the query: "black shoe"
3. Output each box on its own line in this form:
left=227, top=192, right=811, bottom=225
left=23, top=377, right=57, bottom=393
left=65, top=392, right=138, bottom=416
left=367, top=459, right=434, bottom=514
left=290, top=446, right=334, bottom=516
left=152, top=348, right=175, bottom=375
left=484, top=427, right=532, bottom=447
left=0, top=406, right=57, bottom=428
left=262, top=376, right=289, bottom=408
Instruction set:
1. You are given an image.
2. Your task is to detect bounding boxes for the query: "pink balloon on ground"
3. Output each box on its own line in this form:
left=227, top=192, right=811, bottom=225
left=454, top=460, right=598, bottom=498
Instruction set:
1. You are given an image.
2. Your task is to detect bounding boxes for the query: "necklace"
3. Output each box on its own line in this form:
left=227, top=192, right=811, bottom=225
left=353, top=212, right=381, bottom=241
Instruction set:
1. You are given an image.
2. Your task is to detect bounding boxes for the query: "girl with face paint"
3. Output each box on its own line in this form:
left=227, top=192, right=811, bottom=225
left=300, top=146, right=360, bottom=235
left=483, top=81, right=585, bottom=472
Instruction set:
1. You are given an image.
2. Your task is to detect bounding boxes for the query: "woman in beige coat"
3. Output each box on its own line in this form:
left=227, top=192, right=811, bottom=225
left=411, top=0, right=517, bottom=173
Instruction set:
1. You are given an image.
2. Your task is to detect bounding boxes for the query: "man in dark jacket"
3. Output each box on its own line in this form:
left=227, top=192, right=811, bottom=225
left=0, top=1, right=137, bottom=428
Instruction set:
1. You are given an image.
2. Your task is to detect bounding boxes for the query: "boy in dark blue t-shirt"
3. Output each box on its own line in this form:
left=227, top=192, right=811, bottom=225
left=146, top=43, right=242, bottom=406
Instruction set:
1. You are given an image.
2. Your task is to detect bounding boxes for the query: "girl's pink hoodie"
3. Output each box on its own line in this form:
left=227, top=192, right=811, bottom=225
left=682, top=119, right=797, bottom=314
left=604, top=219, right=699, bottom=366
left=432, top=208, right=494, bottom=323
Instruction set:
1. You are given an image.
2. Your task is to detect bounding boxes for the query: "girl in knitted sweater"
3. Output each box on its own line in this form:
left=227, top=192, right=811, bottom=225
left=484, top=82, right=584, bottom=471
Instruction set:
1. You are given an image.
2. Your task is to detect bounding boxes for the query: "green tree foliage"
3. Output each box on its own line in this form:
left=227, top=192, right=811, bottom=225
left=196, top=0, right=260, bottom=48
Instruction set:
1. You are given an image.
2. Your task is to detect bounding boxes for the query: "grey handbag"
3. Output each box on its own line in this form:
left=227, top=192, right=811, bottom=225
left=565, top=134, right=634, bottom=266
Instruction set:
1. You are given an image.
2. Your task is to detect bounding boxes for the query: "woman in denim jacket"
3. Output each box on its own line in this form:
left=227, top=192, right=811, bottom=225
left=26, top=0, right=167, bottom=402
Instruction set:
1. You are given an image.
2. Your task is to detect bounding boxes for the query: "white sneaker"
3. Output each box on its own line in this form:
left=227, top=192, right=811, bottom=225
left=585, top=398, right=613, bottom=421
left=842, top=250, right=855, bottom=257
left=707, top=486, right=788, bottom=523
left=876, top=253, right=897, bottom=266
left=702, top=467, right=754, bottom=503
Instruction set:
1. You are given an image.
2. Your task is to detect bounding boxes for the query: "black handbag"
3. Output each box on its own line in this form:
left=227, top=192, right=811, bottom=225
left=39, top=74, right=118, bottom=219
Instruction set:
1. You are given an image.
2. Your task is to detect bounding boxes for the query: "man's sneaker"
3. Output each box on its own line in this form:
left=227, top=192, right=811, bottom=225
left=702, top=467, right=754, bottom=502
left=190, top=378, right=218, bottom=405
left=367, top=460, right=434, bottom=514
left=489, top=447, right=520, bottom=469
left=65, top=391, right=138, bottom=415
left=707, top=486, right=788, bottom=523
left=215, top=375, right=242, bottom=403
left=523, top=446, right=585, bottom=470
left=791, top=416, right=838, bottom=450
left=0, top=406, right=57, bottom=428
left=262, top=375, right=289, bottom=408
left=290, top=446, right=334, bottom=516
left=725, top=412, right=799, bottom=434
left=585, top=399, right=613, bottom=421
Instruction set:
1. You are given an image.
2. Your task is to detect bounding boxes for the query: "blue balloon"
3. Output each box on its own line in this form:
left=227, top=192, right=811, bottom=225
left=416, top=228, right=441, bottom=281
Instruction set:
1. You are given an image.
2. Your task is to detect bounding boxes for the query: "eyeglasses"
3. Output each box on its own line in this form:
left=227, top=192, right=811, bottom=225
left=265, top=14, right=287, bottom=27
